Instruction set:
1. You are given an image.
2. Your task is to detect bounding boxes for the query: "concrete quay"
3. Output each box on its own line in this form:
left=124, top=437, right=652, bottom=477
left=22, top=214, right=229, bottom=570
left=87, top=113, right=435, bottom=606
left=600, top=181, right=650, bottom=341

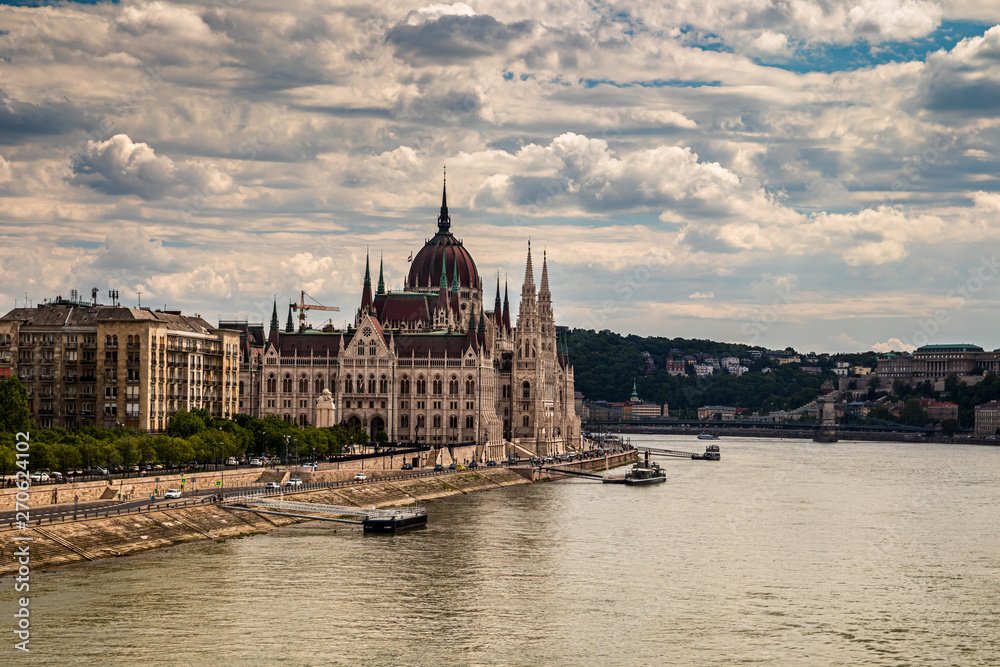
left=510, top=450, right=637, bottom=481
left=0, top=468, right=530, bottom=577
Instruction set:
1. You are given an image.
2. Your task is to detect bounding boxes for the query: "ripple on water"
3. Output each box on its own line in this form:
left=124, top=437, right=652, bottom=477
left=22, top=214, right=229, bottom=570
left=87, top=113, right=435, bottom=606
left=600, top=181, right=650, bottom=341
left=3, top=437, right=1000, bottom=666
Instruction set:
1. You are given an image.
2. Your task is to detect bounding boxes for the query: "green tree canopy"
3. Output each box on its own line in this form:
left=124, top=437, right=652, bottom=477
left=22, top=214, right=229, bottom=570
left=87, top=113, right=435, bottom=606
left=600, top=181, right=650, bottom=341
left=169, top=410, right=206, bottom=437
left=0, top=377, right=32, bottom=434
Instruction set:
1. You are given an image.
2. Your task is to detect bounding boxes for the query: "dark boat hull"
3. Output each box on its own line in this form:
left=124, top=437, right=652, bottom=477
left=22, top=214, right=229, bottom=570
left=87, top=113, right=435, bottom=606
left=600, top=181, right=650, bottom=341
left=362, top=514, right=428, bottom=533
left=623, top=476, right=666, bottom=485
left=602, top=475, right=666, bottom=485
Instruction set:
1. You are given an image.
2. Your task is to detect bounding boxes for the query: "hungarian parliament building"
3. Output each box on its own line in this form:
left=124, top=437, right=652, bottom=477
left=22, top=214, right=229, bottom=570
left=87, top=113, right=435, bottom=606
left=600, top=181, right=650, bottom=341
left=233, top=181, right=582, bottom=463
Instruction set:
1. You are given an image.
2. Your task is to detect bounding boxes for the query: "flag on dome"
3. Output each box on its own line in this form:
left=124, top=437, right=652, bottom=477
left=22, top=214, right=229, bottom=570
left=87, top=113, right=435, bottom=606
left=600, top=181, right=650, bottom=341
left=407, top=252, right=413, bottom=262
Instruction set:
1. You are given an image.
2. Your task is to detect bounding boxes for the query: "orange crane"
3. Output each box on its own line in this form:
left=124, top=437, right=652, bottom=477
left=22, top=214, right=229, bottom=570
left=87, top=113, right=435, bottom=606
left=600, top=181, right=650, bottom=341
left=291, top=290, right=339, bottom=330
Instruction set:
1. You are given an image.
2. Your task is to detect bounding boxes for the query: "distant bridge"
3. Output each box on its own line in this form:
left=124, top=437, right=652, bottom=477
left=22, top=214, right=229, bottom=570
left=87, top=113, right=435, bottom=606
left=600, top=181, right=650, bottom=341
left=582, top=400, right=935, bottom=435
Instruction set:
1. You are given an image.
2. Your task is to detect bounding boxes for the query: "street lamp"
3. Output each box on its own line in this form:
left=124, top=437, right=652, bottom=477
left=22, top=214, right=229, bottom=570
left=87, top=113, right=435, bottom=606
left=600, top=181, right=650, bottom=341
left=218, top=441, right=225, bottom=498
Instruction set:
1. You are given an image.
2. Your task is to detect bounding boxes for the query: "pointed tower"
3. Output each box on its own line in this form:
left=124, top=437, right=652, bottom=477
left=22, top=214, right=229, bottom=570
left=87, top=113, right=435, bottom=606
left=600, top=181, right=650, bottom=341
left=377, top=255, right=386, bottom=295
left=502, top=280, right=511, bottom=332
left=285, top=303, right=295, bottom=333
left=493, top=275, right=502, bottom=328
left=268, top=297, right=279, bottom=347
left=517, top=241, right=537, bottom=334
left=465, top=306, right=479, bottom=352
left=630, top=380, right=639, bottom=402
left=435, top=251, right=450, bottom=329
left=438, top=166, right=451, bottom=234
left=360, top=251, right=374, bottom=316
left=450, top=257, right=461, bottom=323
left=538, top=250, right=554, bottom=330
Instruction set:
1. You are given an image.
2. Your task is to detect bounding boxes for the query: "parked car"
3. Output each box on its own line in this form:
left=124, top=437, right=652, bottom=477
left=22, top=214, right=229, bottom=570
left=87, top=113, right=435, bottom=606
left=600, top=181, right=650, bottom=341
left=400, top=463, right=413, bottom=470
left=30, top=472, right=50, bottom=482
left=448, top=462, right=458, bottom=470
left=354, top=473, right=367, bottom=481
left=264, top=482, right=280, bottom=490
left=433, top=464, right=444, bottom=472
left=226, top=458, right=238, bottom=466
left=468, top=461, right=478, bottom=469
left=89, top=467, right=109, bottom=476
left=285, top=478, right=303, bottom=487
left=164, top=489, right=182, bottom=499
left=486, top=461, right=498, bottom=468
left=249, top=459, right=263, bottom=466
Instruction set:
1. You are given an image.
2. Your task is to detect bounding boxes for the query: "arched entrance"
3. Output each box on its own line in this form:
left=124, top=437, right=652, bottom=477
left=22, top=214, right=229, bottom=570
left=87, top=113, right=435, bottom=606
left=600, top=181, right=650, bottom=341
left=370, top=415, right=386, bottom=442
left=346, top=415, right=362, bottom=429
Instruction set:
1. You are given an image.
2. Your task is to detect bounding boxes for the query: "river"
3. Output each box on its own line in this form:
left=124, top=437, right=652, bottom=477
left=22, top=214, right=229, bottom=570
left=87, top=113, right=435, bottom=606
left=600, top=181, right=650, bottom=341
left=3, top=435, right=999, bottom=665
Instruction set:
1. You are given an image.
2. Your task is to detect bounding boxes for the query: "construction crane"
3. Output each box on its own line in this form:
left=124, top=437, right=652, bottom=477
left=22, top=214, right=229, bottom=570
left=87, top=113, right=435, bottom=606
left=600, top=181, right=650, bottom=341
left=291, top=290, right=339, bottom=330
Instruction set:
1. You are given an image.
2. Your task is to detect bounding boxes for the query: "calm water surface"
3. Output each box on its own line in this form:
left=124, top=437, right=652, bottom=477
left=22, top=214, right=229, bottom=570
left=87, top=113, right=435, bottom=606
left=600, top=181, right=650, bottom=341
left=3, top=436, right=999, bottom=666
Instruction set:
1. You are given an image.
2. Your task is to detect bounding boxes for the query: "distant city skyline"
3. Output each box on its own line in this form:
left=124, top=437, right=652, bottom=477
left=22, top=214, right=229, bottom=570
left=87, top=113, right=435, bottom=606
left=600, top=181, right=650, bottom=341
left=2, top=1, right=1000, bottom=353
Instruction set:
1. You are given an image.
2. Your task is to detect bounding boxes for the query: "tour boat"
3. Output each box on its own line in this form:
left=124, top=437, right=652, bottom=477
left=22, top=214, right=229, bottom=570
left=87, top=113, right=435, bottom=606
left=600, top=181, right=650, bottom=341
left=697, top=433, right=719, bottom=440
left=692, top=443, right=721, bottom=461
left=603, top=462, right=666, bottom=485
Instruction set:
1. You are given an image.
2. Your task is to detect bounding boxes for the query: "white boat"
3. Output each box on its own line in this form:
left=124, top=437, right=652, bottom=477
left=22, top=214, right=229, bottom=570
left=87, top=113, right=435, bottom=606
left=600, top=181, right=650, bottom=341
left=697, top=433, right=719, bottom=440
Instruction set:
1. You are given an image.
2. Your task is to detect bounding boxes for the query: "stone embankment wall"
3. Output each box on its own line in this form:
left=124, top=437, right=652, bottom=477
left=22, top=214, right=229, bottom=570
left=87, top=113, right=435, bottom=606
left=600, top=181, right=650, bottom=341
left=0, top=469, right=529, bottom=577
left=510, top=451, right=637, bottom=481
left=332, top=444, right=478, bottom=471
left=0, top=469, right=266, bottom=511
left=2, top=445, right=484, bottom=511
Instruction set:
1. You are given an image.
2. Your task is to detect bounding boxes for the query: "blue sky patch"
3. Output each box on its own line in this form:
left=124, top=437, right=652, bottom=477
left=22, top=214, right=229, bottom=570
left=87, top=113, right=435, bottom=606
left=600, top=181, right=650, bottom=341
left=581, top=78, right=720, bottom=88
left=757, top=22, right=993, bottom=73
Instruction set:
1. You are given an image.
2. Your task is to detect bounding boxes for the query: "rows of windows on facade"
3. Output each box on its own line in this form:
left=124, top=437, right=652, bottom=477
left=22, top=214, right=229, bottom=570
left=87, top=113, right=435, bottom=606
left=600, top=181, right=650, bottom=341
left=0, top=181, right=581, bottom=460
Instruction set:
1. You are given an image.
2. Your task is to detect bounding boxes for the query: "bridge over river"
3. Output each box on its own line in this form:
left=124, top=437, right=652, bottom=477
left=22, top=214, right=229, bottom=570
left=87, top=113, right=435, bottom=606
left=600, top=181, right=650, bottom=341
left=583, top=398, right=935, bottom=443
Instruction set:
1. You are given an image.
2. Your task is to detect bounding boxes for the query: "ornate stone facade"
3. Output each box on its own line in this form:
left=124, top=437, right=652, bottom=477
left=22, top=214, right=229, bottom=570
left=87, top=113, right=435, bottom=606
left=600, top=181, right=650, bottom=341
left=0, top=299, right=240, bottom=432
left=235, top=181, right=581, bottom=462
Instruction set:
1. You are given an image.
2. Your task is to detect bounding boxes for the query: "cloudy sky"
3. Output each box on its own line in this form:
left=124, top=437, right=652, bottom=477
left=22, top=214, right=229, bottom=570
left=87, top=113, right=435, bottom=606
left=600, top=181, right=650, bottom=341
left=2, top=0, right=1000, bottom=353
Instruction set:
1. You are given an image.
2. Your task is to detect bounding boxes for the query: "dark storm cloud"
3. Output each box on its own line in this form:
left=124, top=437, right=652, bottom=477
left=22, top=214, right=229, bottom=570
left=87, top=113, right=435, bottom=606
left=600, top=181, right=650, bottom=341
left=386, top=14, right=533, bottom=62
left=916, top=27, right=1000, bottom=115
left=0, top=91, right=96, bottom=143
left=923, top=79, right=1000, bottom=113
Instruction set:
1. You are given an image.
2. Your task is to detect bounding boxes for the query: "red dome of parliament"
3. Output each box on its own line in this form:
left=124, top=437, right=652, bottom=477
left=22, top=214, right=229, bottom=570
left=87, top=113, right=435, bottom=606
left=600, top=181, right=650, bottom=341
left=407, top=180, right=480, bottom=290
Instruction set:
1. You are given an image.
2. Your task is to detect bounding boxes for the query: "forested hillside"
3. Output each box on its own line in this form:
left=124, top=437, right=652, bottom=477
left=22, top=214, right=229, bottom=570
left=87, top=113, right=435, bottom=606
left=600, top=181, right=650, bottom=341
left=564, top=329, right=877, bottom=415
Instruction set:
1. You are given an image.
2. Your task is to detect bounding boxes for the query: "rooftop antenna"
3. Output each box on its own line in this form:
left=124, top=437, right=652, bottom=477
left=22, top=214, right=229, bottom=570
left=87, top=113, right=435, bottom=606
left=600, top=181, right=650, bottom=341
left=137, top=290, right=142, bottom=308
left=91, top=287, right=98, bottom=305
